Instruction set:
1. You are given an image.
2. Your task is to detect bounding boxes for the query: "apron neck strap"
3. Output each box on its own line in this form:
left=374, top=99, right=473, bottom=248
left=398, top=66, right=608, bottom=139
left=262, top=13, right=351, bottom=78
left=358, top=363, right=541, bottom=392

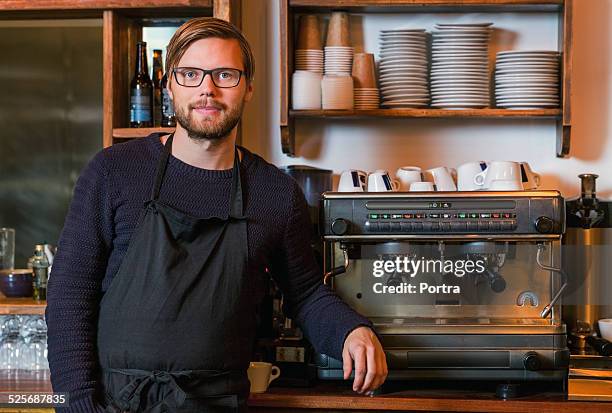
left=153, top=134, right=244, bottom=217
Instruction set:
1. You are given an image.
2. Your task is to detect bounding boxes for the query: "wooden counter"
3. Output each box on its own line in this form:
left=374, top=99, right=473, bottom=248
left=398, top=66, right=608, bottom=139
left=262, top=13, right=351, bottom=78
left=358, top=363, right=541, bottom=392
left=0, top=372, right=610, bottom=412
left=248, top=382, right=612, bottom=413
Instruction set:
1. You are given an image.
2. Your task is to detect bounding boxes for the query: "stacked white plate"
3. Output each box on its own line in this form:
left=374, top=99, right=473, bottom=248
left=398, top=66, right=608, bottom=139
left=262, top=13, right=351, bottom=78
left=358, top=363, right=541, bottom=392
left=324, top=46, right=354, bottom=75
left=322, top=75, right=354, bottom=109
left=378, top=29, right=429, bottom=108
left=494, top=50, right=560, bottom=109
left=292, top=70, right=322, bottom=110
left=354, top=88, right=380, bottom=109
left=295, top=49, right=324, bottom=73
left=430, top=23, right=493, bottom=109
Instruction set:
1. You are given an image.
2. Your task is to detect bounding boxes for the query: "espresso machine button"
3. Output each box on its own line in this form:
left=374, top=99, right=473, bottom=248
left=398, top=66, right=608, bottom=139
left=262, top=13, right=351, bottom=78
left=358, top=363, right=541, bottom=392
left=523, top=351, right=542, bottom=371
left=451, top=222, right=467, bottom=231
left=535, top=216, right=554, bottom=233
left=430, top=222, right=440, bottom=231
left=490, top=221, right=501, bottom=231
left=400, top=222, right=412, bottom=232
left=478, top=221, right=489, bottom=231
left=365, top=221, right=379, bottom=232
left=379, top=222, right=390, bottom=232
left=440, top=222, right=451, bottom=231
left=467, top=221, right=478, bottom=231
left=390, top=222, right=401, bottom=232
left=501, top=220, right=514, bottom=231
left=422, top=222, right=433, bottom=231
left=412, top=222, right=423, bottom=232
left=331, top=218, right=349, bottom=235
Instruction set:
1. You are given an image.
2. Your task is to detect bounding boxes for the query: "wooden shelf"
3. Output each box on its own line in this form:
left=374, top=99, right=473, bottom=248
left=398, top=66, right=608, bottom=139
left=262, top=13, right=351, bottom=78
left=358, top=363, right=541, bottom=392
left=0, top=0, right=212, bottom=11
left=280, top=0, right=573, bottom=157
left=0, top=294, right=45, bottom=315
left=289, top=0, right=563, bottom=12
left=290, top=108, right=562, bottom=119
left=113, top=127, right=175, bottom=139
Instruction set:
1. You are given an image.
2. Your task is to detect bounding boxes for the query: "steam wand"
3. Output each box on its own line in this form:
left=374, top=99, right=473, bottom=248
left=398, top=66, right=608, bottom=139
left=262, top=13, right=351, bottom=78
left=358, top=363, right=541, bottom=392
left=536, top=243, right=568, bottom=318
left=324, top=244, right=349, bottom=285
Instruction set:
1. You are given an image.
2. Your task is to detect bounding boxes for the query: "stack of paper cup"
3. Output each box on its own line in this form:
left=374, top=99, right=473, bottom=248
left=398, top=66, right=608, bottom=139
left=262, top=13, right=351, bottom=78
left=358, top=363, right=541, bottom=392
left=325, top=46, right=354, bottom=75
left=322, top=75, right=354, bottom=109
left=295, top=15, right=323, bottom=73
left=292, top=71, right=322, bottom=109
left=353, top=53, right=380, bottom=109
left=324, top=12, right=353, bottom=75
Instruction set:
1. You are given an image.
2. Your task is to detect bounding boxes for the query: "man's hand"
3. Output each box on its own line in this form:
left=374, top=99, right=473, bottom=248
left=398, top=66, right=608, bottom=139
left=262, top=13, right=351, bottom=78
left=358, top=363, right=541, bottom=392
left=342, top=326, right=388, bottom=394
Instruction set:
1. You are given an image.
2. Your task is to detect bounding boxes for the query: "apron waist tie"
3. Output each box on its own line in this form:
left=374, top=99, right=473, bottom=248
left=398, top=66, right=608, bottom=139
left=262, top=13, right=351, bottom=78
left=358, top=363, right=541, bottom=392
left=104, top=367, right=239, bottom=412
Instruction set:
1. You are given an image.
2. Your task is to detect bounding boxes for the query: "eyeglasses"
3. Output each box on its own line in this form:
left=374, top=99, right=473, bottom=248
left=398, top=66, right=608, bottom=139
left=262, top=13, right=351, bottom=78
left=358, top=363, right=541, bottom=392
left=172, top=67, right=243, bottom=88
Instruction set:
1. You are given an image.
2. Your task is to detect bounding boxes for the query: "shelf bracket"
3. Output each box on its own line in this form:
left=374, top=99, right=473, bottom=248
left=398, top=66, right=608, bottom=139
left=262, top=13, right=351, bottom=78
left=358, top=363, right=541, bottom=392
left=281, top=120, right=296, bottom=157
left=556, top=122, right=571, bottom=158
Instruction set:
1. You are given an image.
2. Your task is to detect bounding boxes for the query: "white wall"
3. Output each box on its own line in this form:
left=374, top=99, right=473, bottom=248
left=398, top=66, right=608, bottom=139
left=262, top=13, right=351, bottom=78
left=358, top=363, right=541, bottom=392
left=241, top=0, right=612, bottom=199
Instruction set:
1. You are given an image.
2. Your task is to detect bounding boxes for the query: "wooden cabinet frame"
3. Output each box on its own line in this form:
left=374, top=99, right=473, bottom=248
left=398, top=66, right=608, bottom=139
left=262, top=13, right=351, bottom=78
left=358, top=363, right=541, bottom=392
left=0, top=0, right=241, bottom=149
left=280, top=0, right=573, bottom=157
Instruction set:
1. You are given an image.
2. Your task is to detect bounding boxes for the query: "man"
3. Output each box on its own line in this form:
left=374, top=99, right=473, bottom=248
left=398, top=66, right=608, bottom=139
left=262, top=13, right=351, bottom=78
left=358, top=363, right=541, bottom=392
left=46, top=17, right=387, bottom=413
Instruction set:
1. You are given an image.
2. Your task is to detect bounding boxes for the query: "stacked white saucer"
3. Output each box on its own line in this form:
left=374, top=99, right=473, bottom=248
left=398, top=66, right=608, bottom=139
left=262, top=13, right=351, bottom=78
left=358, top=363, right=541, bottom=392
left=494, top=50, right=560, bottom=109
left=430, top=23, right=493, bottom=109
left=324, top=46, right=354, bottom=75
left=295, top=49, right=324, bottom=73
left=378, top=29, right=429, bottom=108
left=322, top=75, right=354, bottom=109
left=354, top=88, right=380, bottom=109
left=292, top=71, right=322, bottom=109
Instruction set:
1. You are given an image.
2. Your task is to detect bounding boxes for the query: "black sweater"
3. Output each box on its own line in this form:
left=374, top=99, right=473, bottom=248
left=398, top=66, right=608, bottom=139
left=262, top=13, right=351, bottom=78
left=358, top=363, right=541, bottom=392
left=45, top=133, right=371, bottom=412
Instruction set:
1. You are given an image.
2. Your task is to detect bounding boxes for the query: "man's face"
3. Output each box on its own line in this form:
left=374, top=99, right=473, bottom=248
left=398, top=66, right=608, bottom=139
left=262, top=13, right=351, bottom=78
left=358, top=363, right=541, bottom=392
left=167, top=37, right=253, bottom=142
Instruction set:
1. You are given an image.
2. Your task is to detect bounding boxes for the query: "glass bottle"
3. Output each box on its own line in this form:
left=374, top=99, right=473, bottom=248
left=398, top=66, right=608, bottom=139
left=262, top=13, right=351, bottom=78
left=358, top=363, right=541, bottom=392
left=129, top=42, right=153, bottom=127
left=152, top=49, right=164, bottom=127
left=32, top=245, right=49, bottom=301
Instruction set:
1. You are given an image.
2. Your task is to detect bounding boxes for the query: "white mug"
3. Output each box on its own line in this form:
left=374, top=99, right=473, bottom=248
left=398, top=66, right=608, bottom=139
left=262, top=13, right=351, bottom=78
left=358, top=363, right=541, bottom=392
left=457, top=161, right=488, bottom=191
left=520, top=162, right=541, bottom=190
left=396, top=166, right=422, bottom=191
left=474, top=161, right=523, bottom=190
left=425, top=167, right=456, bottom=191
left=488, top=179, right=523, bottom=191
left=409, top=181, right=435, bottom=192
left=338, top=170, right=368, bottom=192
left=247, top=362, right=281, bottom=393
left=368, top=171, right=400, bottom=192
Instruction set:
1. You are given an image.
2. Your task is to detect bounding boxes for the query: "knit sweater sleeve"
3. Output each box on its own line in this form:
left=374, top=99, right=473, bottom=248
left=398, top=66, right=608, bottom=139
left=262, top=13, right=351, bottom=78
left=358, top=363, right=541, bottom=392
left=45, top=150, right=112, bottom=413
left=269, top=181, right=373, bottom=360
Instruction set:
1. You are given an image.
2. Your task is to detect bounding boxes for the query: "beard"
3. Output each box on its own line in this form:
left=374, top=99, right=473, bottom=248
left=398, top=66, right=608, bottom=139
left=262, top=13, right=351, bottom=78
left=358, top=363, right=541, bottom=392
left=175, top=97, right=244, bottom=142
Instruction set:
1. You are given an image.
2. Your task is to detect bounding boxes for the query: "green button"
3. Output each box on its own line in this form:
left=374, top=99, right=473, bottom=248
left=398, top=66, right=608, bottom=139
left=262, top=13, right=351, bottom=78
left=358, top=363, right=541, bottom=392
left=458, top=213, right=467, bottom=219
left=369, top=214, right=379, bottom=219
left=381, top=214, right=390, bottom=219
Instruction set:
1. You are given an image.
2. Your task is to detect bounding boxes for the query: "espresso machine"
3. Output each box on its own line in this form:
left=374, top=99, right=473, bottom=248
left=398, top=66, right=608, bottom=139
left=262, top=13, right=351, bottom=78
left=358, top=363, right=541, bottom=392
left=316, top=191, right=570, bottom=390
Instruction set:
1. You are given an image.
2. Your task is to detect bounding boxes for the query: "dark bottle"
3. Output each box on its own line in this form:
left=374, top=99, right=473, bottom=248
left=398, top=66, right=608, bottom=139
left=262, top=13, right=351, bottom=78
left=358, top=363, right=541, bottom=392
left=152, top=49, right=163, bottom=127
left=130, top=42, right=153, bottom=127
left=161, top=64, right=176, bottom=127
left=32, top=244, right=49, bottom=301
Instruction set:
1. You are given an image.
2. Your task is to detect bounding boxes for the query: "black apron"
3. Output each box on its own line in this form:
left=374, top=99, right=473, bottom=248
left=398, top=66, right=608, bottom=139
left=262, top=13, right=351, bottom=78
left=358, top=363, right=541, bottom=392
left=97, top=134, right=256, bottom=412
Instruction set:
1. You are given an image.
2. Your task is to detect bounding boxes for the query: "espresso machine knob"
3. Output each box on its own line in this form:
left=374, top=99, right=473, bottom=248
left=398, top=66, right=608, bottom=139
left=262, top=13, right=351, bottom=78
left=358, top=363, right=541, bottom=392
left=534, top=216, right=554, bottom=234
left=523, top=351, right=542, bottom=371
left=331, top=218, right=349, bottom=235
